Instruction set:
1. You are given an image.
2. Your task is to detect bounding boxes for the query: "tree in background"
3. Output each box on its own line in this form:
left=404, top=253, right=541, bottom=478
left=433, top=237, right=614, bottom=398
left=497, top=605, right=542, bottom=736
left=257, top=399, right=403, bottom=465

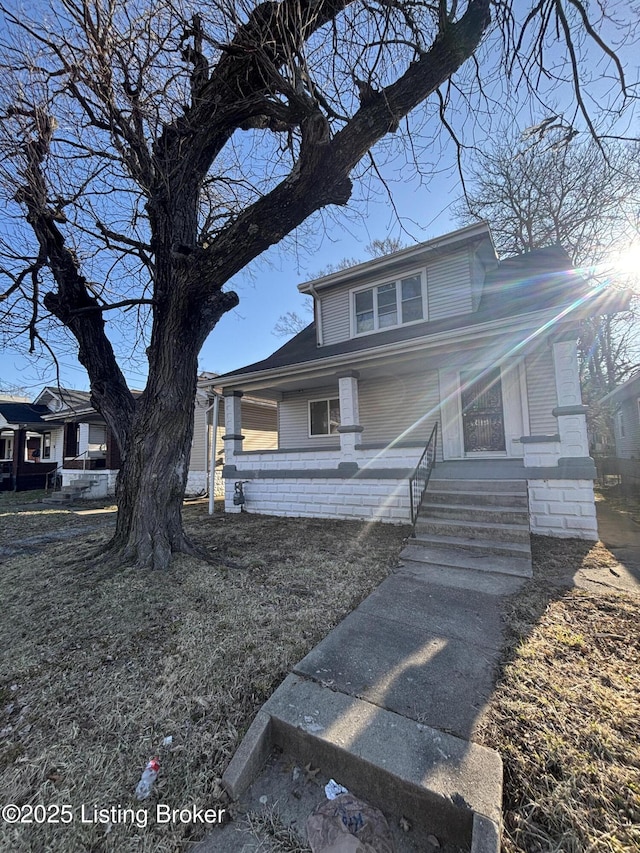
left=0, top=1, right=636, bottom=568
left=456, top=129, right=640, bottom=444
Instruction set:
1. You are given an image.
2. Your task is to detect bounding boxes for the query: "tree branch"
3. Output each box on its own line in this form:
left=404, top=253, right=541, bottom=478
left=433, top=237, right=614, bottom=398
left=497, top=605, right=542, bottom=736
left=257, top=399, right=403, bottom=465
left=192, top=0, right=492, bottom=290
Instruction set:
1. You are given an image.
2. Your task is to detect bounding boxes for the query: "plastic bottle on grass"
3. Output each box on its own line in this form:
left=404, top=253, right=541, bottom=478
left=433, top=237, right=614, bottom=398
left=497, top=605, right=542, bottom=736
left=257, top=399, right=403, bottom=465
left=135, top=758, right=160, bottom=800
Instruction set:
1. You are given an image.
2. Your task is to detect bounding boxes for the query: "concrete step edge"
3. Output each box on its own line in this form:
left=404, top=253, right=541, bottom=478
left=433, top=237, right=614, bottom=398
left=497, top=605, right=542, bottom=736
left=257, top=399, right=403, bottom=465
left=429, top=479, right=527, bottom=493
left=410, top=533, right=531, bottom=557
left=223, top=674, right=503, bottom=852
left=400, top=546, right=533, bottom=578
left=425, top=491, right=529, bottom=507
left=418, top=501, right=529, bottom=527
left=414, top=520, right=531, bottom=544
left=416, top=517, right=530, bottom=533
left=397, top=559, right=531, bottom=588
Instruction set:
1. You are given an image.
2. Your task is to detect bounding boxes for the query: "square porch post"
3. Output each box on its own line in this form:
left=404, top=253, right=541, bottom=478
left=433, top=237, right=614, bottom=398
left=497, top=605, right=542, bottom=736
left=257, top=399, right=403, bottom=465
left=336, top=371, right=363, bottom=459
left=551, top=338, right=589, bottom=457
left=223, top=390, right=244, bottom=513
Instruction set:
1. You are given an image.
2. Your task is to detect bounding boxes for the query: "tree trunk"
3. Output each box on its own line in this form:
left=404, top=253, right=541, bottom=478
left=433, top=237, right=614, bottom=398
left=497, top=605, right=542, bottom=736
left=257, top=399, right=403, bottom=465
left=109, top=388, right=199, bottom=570
left=104, top=283, right=209, bottom=569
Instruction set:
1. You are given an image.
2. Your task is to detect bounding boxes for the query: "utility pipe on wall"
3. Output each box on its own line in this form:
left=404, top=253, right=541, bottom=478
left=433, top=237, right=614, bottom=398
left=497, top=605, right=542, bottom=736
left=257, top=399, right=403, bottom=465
left=206, top=392, right=221, bottom=516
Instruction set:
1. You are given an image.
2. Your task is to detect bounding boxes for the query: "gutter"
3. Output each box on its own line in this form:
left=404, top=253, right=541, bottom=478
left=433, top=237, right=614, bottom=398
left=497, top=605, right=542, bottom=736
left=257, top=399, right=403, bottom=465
left=215, top=304, right=580, bottom=391
left=309, top=282, right=323, bottom=346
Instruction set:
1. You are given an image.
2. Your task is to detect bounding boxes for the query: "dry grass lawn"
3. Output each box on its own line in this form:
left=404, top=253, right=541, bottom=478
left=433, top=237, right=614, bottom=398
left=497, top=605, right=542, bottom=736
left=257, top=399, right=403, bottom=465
left=0, top=499, right=406, bottom=852
left=480, top=536, right=640, bottom=853
left=1, top=493, right=638, bottom=853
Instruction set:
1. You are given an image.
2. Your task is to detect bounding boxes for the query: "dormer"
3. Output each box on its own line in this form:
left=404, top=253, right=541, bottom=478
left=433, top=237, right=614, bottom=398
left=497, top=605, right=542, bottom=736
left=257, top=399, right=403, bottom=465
left=298, top=222, right=498, bottom=348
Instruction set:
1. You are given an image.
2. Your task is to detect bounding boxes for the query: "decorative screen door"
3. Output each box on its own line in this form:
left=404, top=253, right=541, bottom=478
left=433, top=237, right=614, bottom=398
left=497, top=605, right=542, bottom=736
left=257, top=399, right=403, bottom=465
left=461, top=368, right=506, bottom=452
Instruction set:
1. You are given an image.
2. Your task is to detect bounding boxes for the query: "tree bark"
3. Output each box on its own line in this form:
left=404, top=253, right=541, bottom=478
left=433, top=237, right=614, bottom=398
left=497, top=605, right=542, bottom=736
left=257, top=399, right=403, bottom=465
left=109, top=360, right=199, bottom=570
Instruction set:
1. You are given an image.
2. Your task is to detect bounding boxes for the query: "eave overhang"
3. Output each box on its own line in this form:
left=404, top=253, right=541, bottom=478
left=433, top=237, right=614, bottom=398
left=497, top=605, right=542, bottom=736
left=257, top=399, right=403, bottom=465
left=214, top=305, right=576, bottom=395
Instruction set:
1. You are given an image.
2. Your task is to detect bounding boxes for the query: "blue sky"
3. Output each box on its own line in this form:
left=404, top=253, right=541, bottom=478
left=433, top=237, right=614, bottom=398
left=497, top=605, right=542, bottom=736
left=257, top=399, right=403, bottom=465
left=0, top=159, right=462, bottom=394
left=1, top=2, right=638, bottom=396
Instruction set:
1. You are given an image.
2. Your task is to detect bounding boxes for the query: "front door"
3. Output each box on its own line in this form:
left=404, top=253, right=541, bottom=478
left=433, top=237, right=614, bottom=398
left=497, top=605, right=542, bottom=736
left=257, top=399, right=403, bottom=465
left=461, top=368, right=506, bottom=453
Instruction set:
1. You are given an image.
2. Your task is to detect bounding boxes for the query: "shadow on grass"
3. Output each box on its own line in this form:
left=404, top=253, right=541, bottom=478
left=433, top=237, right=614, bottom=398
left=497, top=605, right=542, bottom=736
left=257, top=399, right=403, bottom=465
left=481, top=528, right=639, bottom=853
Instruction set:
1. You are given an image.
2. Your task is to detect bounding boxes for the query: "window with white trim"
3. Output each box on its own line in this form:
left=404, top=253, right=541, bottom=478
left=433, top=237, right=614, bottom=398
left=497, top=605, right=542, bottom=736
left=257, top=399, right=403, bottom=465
left=0, top=434, right=13, bottom=461
left=352, top=272, right=425, bottom=335
left=309, top=398, right=341, bottom=436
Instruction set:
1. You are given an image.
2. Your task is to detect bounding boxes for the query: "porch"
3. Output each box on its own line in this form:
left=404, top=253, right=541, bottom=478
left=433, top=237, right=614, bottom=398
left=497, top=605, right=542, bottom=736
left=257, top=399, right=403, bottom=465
left=219, top=337, right=598, bottom=540
left=0, top=426, right=58, bottom=492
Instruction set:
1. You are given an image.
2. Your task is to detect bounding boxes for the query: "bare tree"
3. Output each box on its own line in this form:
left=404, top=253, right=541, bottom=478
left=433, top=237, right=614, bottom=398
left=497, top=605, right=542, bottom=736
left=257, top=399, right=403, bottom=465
left=0, top=0, right=636, bottom=568
left=271, top=307, right=310, bottom=337
left=457, top=129, right=640, bottom=448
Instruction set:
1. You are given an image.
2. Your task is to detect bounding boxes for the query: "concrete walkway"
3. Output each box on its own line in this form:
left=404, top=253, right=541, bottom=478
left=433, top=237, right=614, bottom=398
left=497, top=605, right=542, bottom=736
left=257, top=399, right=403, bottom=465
left=200, top=559, right=522, bottom=853
left=198, top=498, right=639, bottom=852
left=592, top=500, right=640, bottom=593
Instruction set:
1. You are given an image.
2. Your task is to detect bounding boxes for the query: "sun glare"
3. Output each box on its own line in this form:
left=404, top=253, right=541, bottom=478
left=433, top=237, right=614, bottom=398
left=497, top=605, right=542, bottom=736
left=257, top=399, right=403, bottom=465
left=613, top=242, right=640, bottom=281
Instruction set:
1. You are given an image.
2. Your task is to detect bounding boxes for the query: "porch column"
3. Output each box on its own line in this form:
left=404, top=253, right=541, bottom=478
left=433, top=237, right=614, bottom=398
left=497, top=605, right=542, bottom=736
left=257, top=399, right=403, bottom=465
left=336, top=371, right=363, bottom=459
left=223, top=390, right=244, bottom=456
left=223, top=390, right=244, bottom=514
left=551, top=339, right=589, bottom=457
left=11, top=429, right=25, bottom=488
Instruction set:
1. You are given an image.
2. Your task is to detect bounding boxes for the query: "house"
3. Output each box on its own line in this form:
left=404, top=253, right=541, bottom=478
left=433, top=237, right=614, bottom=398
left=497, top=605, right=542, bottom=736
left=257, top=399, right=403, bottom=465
left=600, top=371, right=640, bottom=492
left=0, top=399, right=62, bottom=491
left=0, top=387, right=121, bottom=495
left=213, top=222, right=628, bottom=540
left=1, top=381, right=277, bottom=498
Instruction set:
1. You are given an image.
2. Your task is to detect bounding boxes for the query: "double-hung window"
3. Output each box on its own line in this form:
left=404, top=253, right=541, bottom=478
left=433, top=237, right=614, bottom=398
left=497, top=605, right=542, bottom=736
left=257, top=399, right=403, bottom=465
left=353, top=272, right=425, bottom=335
left=309, top=398, right=340, bottom=436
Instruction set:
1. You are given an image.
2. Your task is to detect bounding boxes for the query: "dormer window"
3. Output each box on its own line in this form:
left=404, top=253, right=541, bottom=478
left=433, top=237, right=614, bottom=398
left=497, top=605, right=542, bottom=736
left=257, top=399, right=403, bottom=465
left=352, top=272, right=426, bottom=336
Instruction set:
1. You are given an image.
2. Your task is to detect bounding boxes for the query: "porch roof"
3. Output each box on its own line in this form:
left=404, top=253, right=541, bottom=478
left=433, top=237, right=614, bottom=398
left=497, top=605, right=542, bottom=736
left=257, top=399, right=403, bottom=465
left=0, top=402, right=62, bottom=430
left=216, top=245, right=622, bottom=389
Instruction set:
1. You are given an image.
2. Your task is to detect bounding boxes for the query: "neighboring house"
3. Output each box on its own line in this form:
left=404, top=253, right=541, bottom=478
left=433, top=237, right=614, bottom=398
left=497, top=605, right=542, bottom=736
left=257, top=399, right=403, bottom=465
left=188, top=377, right=278, bottom=497
left=600, top=371, right=640, bottom=492
left=1, top=381, right=277, bottom=497
left=0, top=399, right=62, bottom=491
left=0, top=387, right=121, bottom=495
left=214, top=222, right=627, bottom=540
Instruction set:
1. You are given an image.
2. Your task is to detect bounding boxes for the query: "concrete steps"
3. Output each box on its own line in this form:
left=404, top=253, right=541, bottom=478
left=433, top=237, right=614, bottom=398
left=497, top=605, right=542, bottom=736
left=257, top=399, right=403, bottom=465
left=43, top=475, right=98, bottom=504
left=405, top=478, right=532, bottom=578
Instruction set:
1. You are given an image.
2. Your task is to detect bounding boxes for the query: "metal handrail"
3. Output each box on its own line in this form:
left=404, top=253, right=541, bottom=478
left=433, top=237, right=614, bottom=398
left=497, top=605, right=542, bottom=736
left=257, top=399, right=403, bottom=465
left=408, top=422, right=438, bottom=527
left=45, top=449, right=91, bottom=492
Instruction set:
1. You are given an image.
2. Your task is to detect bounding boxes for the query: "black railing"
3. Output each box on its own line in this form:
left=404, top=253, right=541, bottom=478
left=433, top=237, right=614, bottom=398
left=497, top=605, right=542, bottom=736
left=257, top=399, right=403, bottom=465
left=409, top=422, right=438, bottom=527
left=45, top=450, right=91, bottom=492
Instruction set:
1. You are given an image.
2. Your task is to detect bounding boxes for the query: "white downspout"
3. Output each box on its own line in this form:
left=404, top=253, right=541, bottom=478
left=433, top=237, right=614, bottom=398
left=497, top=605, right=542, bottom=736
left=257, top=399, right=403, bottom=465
left=309, top=283, right=323, bottom=346
left=207, top=393, right=221, bottom=516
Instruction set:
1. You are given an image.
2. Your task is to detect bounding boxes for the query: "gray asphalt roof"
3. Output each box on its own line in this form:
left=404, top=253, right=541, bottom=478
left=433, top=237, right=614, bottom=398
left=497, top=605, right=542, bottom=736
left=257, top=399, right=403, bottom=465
left=0, top=402, right=53, bottom=426
left=217, top=245, right=600, bottom=381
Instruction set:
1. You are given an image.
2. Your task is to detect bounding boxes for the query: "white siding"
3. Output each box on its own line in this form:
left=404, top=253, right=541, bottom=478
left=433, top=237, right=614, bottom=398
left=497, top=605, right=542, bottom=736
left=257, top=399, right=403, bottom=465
left=615, top=397, right=640, bottom=458
left=191, top=398, right=278, bottom=472
left=316, top=249, right=475, bottom=347
left=525, top=348, right=558, bottom=434
left=278, top=386, right=341, bottom=449
left=319, top=289, right=350, bottom=345
left=242, top=404, right=278, bottom=450
left=427, top=251, right=473, bottom=320
left=470, top=253, right=485, bottom=311
left=358, top=372, right=441, bottom=451
left=189, top=396, right=209, bottom=472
